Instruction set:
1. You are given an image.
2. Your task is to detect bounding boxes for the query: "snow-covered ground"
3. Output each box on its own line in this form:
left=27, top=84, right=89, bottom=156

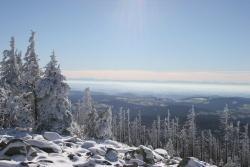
left=0, top=130, right=216, bottom=167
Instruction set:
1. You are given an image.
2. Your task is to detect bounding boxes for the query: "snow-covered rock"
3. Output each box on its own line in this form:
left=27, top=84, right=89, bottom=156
left=88, top=146, right=106, bottom=156
left=179, top=157, right=217, bottom=167
left=32, top=134, right=44, bottom=140
left=81, top=140, right=96, bottom=149
left=103, top=139, right=122, bottom=148
left=154, top=148, right=169, bottom=158
left=0, top=131, right=216, bottom=167
left=0, top=139, right=37, bottom=162
left=105, top=148, right=118, bottom=162
left=0, top=139, right=29, bottom=158
left=26, top=139, right=62, bottom=153
left=0, top=160, right=19, bottom=167
left=125, top=145, right=156, bottom=165
left=43, top=131, right=62, bottom=141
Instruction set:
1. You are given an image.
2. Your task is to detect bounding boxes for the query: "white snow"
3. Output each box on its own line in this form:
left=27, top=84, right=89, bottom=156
left=0, top=131, right=216, bottom=167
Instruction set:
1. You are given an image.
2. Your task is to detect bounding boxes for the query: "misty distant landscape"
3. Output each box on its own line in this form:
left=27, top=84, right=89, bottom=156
left=68, top=79, right=250, bottom=98
left=69, top=81, right=250, bottom=132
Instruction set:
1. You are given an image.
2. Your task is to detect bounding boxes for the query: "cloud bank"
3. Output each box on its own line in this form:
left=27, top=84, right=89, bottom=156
left=63, top=70, right=250, bottom=84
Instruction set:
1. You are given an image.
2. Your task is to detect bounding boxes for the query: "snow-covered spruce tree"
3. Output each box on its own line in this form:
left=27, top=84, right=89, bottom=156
left=220, top=104, right=230, bottom=163
left=180, top=128, right=188, bottom=158
left=174, top=118, right=180, bottom=155
left=76, top=88, right=113, bottom=139
left=112, top=114, right=118, bottom=140
left=95, top=106, right=113, bottom=139
left=208, top=130, right=214, bottom=162
left=0, top=87, right=9, bottom=127
left=223, top=157, right=240, bottom=167
left=0, top=37, right=33, bottom=128
left=123, top=109, right=126, bottom=143
left=0, top=37, right=22, bottom=92
left=137, top=111, right=142, bottom=145
left=163, top=117, right=168, bottom=144
left=69, top=121, right=84, bottom=139
left=163, top=110, right=171, bottom=144
left=200, top=130, right=205, bottom=161
left=151, top=120, right=158, bottom=148
left=166, top=139, right=175, bottom=157
left=118, top=107, right=124, bottom=142
left=22, top=31, right=41, bottom=126
left=157, top=115, right=161, bottom=147
left=83, top=87, right=92, bottom=112
left=241, top=124, right=249, bottom=167
left=186, top=105, right=196, bottom=156
left=1, top=92, right=32, bottom=129
left=77, top=87, right=93, bottom=126
left=36, top=51, right=72, bottom=134
left=127, top=109, right=131, bottom=145
left=72, top=101, right=81, bottom=124
left=13, top=92, right=34, bottom=128
left=234, top=121, right=240, bottom=162
left=84, top=106, right=98, bottom=138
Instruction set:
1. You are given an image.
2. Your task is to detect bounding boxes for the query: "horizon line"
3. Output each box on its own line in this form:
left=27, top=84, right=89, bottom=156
left=62, top=70, right=250, bottom=84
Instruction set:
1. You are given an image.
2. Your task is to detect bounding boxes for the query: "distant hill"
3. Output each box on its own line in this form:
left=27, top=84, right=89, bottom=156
left=69, top=91, right=250, bottom=132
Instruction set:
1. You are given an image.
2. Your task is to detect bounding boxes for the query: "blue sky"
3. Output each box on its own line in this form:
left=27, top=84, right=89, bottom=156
left=0, top=0, right=250, bottom=81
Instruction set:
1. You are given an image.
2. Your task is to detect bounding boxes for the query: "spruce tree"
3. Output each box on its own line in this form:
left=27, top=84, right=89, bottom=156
left=0, top=37, right=31, bottom=128
left=84, top=106, right=98, bottom=138
left=0, top=87, right=9, bottom=127
left=186, top=105, right=196, bottom=157
left=0, top=37, right=22, bottom=92
left=78, top=87, right=93, bottom=125
left=36, top=51, right=72, bottom=134
left=22, top=31, right=41, bottom=125
left=95, top=106, right=113, bottom=139
left=166, top=139, right=175, bottom=157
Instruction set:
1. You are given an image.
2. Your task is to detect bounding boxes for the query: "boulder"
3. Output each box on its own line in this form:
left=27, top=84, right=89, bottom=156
left=104, top=140, right=122, bottom=148
left=81, top=140, right=96, bottom=149
left=136, top=145, right=155, bottom=164
left=0, top=139, right=28, bottom=157
left=95, top=159, right=112, bottom=165
left=63, top=136, right=79, bottom=143
left=179, top=157, right=209, bottom=167
left=0, top=135, right=15, bottom=143
left=154, top=148, right=169, bottom=158
left=43, top=132, right=62, bottom=141
left=0, top=160, right=19, bottom=167
left=163, top=158, right=180, bottom=165
left=129, top=159, right=145, bottom=166
left=105, top=148, right=118, bottom=162
left=32, top=134, right=45, bottom=141
left=0, top=139, right=36, bottom=160
left=125, top=145, right=155, bottom=165
left=26, top=139, right=62, bottom=153
left=73, top=158, right=96, bottom=167
left=0, top=141, right=7, bottom=150
left=88, top=146, right=106, bottom=156
left=68, top=153, right=79, bottom=162
left=152, top=151, right=164, bottom=162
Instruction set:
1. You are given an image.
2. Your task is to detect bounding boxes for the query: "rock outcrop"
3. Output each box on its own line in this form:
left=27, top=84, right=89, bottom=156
left=0, top=130, right=216, bottom=167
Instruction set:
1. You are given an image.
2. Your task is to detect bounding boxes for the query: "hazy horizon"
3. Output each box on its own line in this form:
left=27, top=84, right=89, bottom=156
left=67, top=79, right=250, bottom=98
left=63, top=70, right=250, bottom=84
